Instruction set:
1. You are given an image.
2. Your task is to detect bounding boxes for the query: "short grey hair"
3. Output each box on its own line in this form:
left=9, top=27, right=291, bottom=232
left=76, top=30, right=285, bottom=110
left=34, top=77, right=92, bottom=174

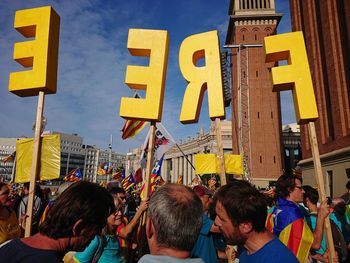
left=148, top=183, right=203, bottom=251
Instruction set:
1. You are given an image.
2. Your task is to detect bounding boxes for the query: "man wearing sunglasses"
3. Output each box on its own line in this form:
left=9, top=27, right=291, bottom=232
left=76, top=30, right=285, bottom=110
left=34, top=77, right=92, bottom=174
left=273, top=173, right=330, bottom=262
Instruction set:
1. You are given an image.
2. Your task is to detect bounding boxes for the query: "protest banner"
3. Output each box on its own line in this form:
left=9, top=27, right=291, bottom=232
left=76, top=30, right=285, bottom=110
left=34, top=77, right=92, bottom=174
left=264, top=31, right=335, bottom=262
left=8, top=6, right=60, bottom=237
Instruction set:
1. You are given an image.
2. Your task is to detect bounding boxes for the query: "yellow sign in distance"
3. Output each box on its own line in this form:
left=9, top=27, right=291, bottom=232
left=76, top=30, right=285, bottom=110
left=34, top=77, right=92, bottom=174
left=179, top=30, right=225, bottom=124
left=9, top=6, right=60, bottom=97
left=15, top=134, right=61, bottom=183
left=194, top=154, right=243, bottom=175
left=264, top=31, right=318, bottom=124
left=120, top=29, right=169, bottom=122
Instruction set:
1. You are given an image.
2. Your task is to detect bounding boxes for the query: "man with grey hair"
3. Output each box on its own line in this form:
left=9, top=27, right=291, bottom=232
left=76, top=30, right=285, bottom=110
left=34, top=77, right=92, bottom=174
left=138, top=183, right=204, bottom=263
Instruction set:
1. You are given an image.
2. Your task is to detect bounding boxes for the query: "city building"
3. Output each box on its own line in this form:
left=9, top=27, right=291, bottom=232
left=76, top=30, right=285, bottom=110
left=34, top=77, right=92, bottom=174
left=0, top=138, right=18, bottom=181
left=93, top=148, right=126, bottom=184
left=49, top=131, right=86, bottom=180
left=0, top=132, right=126, bottom=184
left=225, top=0, right=283, bottom=187
left=290, top=0, right=350, bottom=197
left=84, top=145, right=100, bottom=182
left=282, top=123, right=301, bottom=174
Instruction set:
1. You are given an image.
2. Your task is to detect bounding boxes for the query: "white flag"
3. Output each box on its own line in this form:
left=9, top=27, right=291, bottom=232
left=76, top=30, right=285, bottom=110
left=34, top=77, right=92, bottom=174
left=140, top=123, right=175, bottom=168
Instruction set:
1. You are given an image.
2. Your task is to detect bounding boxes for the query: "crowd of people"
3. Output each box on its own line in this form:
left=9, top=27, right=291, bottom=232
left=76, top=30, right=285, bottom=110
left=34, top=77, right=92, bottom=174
left=0, top=174, right=349, bottom=263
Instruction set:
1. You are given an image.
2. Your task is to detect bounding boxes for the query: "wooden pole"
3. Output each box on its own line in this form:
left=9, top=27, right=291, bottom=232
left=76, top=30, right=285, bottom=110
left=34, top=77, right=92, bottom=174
left=138, top=122, right=156, bottom=257
left=308, top=122, right=335, bottom=262
left=215, top=118, right=226, bottom=185
left=25, top=91, right=45, bottom=237
left=143, top=122, right=156, bottom=200
left=215, top=118, right=237, bottom=263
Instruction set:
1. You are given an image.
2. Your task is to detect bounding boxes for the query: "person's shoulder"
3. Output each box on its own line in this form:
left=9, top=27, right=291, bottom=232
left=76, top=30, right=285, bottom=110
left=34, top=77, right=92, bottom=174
left=265, top=238, right=298, bottom=261
left=0, top=239, right=61, bottom=263
left=138, top=254, right=204, bottom=263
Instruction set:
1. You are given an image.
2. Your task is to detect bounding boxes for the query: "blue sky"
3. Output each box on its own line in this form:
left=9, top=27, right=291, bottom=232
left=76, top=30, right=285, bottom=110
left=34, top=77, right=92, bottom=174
left=0, top=0, right=293, bottom=153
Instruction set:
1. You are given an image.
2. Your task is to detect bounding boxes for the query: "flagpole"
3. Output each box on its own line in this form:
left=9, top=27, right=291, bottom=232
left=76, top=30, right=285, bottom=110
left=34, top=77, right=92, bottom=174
left=107, top=134, right=113, bottom=184
left=10, top=155, right=16, bottom=183
left=175, top=144, right=195, bottom=171
left=308, top=122, right=335, bottom=262
left=144, top=122, right=156, bottom=199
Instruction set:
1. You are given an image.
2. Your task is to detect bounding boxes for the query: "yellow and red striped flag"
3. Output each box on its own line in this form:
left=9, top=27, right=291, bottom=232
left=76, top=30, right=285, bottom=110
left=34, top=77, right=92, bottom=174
left=272, top=198, right=313, bottom=262
left=121, top=119, right=147, bottom=140
left=121, top=93, right=147, bottom=140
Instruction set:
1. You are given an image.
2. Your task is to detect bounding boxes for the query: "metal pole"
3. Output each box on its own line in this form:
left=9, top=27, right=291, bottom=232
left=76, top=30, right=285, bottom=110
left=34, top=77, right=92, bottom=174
left=175, top=144, right=195, bottom=171
left=107, top=134, right=112, bottom=184
left=10, top=155, right=16, bottom=183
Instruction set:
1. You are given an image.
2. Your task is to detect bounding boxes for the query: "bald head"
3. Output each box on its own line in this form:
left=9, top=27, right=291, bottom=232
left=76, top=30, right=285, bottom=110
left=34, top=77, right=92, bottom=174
left=148, top=183, right=202, bottom=252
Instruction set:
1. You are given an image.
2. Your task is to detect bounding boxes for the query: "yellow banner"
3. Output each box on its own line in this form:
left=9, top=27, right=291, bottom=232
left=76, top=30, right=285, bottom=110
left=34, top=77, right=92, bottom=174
left=194, top=154, right=243, bottom=175
left=224, top=154, right=243, bottom=175
left=15, top=134, right=61, bottom=183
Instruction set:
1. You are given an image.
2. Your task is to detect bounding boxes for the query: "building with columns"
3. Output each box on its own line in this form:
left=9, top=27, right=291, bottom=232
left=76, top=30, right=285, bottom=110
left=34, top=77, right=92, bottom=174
left=162, top=120, right=233, bottom=185
left=125, top=121, right=233, bottom=185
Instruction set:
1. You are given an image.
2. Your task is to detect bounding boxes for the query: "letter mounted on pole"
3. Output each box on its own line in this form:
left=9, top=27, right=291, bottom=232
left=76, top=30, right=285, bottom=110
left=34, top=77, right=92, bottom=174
left=264, top=31, right=318, bottom=124
left=9, top=6, right=60, bottom=97
left=120, top=29, right=169, bottom=122
left=179, top=30, right=225, bottom=124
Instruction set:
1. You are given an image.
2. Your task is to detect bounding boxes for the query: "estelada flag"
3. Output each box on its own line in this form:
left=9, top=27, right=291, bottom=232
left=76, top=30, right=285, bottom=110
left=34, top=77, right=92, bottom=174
left=98, top=162, right=112, bottom=175
left=112, top=170, right=123, bottom=180
left=122, top=172, right=135, bottom=191
left=272, top=198, right=313, bottom=262
left=2, top=151, right=16, bottom=163
left=140, top=156, right=165, bottom=199
left=121, top=93, right=147, bottom=140
left=64, top=168, right=82, bottom=182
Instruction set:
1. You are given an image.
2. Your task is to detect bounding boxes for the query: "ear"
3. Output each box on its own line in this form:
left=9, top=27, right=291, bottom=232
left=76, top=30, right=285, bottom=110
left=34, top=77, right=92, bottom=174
left=72, top=219, right=84, bottom=236
left=239, top=222, right=253, bottom=234
left=146, top=217, right=155, bottom=239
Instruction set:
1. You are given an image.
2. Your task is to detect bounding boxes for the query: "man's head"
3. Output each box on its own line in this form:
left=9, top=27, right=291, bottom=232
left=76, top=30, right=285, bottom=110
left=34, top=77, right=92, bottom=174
left=39, top=181, right=114, bottom=251
left=275, top=173, right=304, bottom=203
left=193, top=184, right=213, bottom=211
left=108, top=186, right=127, bottom=205
left=215, top=180, right=267, bottom=246
left=146, top=184, right=202, bottom=254
left=23, top=182, right=30, bottom=195
left=302, top=185, right=319, bottom=208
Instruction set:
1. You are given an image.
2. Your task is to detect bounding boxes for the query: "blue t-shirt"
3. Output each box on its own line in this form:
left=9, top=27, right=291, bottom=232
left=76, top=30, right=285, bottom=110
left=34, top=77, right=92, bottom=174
left=191, top=214, right=218, bottom=263
left=239, top=237, right=298, bottom=263
left=74, top=235, right=125, bottom=263
left=304, top=212, right=327, bottom=255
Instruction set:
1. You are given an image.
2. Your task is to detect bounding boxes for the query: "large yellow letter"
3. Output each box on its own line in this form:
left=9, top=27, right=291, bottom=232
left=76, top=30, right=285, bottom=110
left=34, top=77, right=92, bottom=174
left=264, top=31, right=318, bottom=124
left=179, top=30, right=225, bottom=124
left=9, top=6, right=60, bottom=97
left=120, top=29, right=169, bottom=122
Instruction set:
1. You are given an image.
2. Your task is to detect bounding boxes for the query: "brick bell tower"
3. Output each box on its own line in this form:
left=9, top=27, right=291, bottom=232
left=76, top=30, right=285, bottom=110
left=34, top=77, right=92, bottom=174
left=225, top=0, right=283, bottom=187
